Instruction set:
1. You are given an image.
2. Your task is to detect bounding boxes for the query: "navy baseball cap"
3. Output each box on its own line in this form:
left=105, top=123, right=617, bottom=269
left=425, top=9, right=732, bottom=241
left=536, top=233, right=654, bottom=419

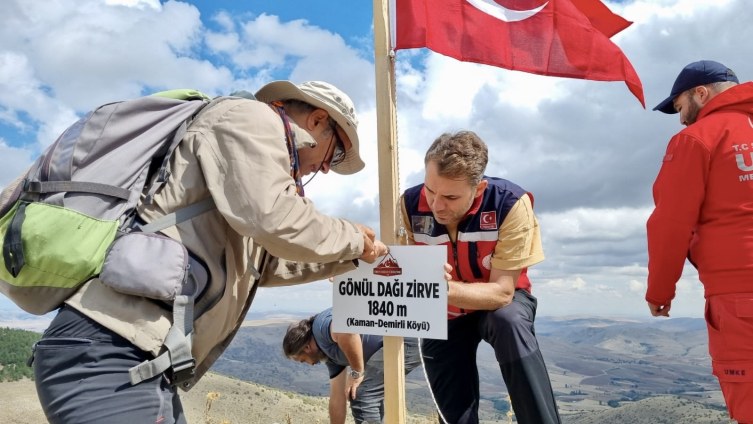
left=653, top=60, right=739, bottom=114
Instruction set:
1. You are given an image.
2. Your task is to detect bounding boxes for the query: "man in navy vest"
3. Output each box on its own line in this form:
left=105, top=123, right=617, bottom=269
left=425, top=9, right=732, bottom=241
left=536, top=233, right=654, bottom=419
left=401, top=131, right=560, bottom=424
left=282, top=308, right=421, bottom=424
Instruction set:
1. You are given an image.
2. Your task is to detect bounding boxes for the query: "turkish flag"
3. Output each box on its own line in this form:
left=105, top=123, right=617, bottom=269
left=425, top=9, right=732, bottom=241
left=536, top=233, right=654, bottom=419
left=394, top=0, right=645, bottom=106
left=570, top=0, right=632, bottom=38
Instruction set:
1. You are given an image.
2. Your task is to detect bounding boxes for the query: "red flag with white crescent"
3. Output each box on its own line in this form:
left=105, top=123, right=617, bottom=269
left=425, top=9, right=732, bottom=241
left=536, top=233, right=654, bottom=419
left=392, top=0, right=645, bottom=107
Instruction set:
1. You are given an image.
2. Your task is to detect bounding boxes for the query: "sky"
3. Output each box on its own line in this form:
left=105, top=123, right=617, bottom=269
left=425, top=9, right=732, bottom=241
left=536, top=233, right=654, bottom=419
left=1, top=0, right=751, bottom=321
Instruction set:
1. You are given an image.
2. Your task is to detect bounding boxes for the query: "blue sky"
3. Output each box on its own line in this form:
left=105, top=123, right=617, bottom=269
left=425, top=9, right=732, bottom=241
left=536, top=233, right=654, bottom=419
left=1, top=0, right=751, bottom=323
left=193, top=0, right=374, bottom=41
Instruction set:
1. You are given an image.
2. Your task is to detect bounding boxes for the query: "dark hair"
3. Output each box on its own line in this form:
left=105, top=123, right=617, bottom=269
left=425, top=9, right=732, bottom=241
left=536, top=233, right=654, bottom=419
left=281, top=99, right=333, bottom=138
left=282, top=315, right=317, bottom=358
left=424, top=131, right=488, bottom=187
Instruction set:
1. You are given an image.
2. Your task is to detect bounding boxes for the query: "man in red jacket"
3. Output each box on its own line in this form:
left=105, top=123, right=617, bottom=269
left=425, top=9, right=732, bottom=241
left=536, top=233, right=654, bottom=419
left=647, top=60, right=753, bottom=423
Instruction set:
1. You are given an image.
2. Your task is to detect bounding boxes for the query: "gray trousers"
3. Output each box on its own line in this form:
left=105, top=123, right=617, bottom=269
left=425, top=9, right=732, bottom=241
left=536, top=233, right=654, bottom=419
left=351, top=338, right=422, bottom=424
left=32, top=306, right=186, bottom=424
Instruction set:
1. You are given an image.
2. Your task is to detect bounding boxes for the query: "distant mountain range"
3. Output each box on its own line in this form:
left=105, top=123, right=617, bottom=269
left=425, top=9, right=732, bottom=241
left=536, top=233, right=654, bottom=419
left=0, top=311, right=730, bottom=423
left=212, top=314, right=730, bottom=423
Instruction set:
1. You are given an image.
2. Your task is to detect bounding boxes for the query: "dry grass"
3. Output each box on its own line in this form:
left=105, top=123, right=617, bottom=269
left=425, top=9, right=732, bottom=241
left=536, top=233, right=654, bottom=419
left=2, top=375, right=731, bottom=424
left=563, top=395, right=735, bottom=424
left=0, top=373, right=439, bottom=424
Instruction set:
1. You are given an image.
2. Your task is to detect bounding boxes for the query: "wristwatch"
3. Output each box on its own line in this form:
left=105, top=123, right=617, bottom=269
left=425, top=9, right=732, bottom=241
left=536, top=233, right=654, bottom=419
left=350, top=369, right=364, bottom=379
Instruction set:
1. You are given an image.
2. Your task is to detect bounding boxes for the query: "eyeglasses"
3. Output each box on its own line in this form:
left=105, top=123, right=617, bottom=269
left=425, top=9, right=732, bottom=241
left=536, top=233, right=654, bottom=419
left=328, top=118, right=346, bottom=168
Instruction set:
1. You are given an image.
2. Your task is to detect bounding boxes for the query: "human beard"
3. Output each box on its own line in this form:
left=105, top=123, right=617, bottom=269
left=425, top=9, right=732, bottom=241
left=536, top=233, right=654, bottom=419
left=684, top=93, right=702, bottom=126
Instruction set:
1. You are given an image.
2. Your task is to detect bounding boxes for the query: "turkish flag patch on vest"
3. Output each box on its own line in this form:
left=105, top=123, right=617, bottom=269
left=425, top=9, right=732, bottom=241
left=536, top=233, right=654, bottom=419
left=480, top=211, right=497, bottom=230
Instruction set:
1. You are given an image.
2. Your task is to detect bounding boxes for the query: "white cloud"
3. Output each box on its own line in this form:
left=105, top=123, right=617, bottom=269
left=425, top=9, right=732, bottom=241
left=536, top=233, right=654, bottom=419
left=0, top=141, right=34, bottom=188
left=105, top=0, right=161, bottom=10
left=204, top=13, right=376, bottom=108
left=540, top=277, right=588, bottom=293
left=628, top=280, right=646, bottom=292
left=539, top=207, right=651, bottom=242
left=0, top=0, right=235, bottom=112
left=0, top=51, right=78, bottom=147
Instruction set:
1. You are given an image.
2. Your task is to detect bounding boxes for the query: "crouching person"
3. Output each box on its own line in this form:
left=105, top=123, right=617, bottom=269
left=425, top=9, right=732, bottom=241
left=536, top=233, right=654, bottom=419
left=283, top=308, right=421, bottom=424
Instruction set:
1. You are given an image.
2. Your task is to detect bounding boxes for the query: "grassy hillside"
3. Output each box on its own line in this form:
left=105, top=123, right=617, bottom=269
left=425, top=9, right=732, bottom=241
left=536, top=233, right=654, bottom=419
left=0, top=376, right=734, bottom=424
left=0, top=372, right=440, bottom=424
left=562, top=395, right=733, bottom=424
left=0, top=316, right=734, bottom=423
left=0, top=327, right=40, bottom=382
left=214, top=318, right=728, bottom=420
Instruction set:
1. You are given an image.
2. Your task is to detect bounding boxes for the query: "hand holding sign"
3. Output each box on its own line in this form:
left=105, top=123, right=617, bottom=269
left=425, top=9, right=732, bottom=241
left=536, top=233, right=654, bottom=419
left=357, top=224, right=390, bottom=264
left=373, top=240, right=389, bottom=257
left=444, top=263, right=453, bottom=285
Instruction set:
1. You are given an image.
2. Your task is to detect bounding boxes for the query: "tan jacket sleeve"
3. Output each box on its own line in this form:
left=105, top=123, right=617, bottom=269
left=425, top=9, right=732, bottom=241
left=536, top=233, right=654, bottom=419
left=194, top=100, right=364, bottom=263
left=258, top=256, right=358, bottom=288
left=491, top=194, right=545, bottom=271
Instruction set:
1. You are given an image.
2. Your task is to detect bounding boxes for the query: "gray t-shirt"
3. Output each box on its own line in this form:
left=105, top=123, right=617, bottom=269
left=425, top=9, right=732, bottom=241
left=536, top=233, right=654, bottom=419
left=312, top=308, right=384, bottom=379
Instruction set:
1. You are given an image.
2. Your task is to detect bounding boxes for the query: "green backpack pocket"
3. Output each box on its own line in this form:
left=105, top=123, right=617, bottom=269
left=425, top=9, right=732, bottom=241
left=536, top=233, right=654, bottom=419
left=0, top=201, right=118, bottom=314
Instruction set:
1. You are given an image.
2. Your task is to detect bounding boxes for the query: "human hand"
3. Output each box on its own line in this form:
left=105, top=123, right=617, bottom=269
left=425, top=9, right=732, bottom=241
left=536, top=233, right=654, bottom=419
left=356, top=224, right=377, bottom=263
left=443, top=263, right=454, bottom=294
left=358, top=234, right=389, bottom=264
left=345, top=372, right=364, bottom=401
left=356, top=224, right=376, bottom=242
left=373, top=240, right=389, bottom=257
left=648, top=301, right=671, bottom=317
left=359, top=241, right=388, bottom=264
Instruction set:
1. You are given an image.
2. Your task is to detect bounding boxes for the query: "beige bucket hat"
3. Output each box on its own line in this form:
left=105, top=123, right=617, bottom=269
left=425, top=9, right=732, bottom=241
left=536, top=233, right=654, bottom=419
left=255, top=80, right=365, bottom=175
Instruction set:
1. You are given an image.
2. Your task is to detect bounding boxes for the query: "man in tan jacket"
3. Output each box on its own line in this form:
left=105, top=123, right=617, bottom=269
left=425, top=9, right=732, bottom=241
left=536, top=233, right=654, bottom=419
left=27, top=81, right=386, bottom=424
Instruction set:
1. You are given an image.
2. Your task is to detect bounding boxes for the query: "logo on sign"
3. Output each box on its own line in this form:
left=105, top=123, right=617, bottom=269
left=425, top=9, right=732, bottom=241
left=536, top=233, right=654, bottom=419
left=480, top=211, right=497, bottom=230
left=374, top=254, right=402, bottom=276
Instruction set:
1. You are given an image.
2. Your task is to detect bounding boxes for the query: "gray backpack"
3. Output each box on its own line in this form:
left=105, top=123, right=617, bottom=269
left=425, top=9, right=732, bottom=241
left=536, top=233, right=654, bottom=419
left=0, top=89, right=228, bottom=386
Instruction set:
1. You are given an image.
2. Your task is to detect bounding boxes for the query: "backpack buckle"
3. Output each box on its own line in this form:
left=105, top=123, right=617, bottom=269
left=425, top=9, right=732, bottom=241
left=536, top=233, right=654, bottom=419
left=168, top=358, right=196, bottom=386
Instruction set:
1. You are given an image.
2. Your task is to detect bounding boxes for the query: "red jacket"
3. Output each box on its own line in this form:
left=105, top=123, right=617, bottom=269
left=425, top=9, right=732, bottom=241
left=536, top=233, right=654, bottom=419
left=646, top=82, right=753, bottom=305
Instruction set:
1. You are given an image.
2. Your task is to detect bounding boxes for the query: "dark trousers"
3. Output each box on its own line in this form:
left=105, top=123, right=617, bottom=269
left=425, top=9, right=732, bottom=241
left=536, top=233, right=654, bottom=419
left=32, top=306, right=186, bottom=424
left=351, top=339, right=423, bottom=424
left=421, top=289, right=561, bottom=424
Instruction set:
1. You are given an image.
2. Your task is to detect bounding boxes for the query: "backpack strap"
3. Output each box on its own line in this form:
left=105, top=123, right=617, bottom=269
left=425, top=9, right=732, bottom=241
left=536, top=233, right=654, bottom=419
left=131, top=197, right=216, bottom=234
left=143, top=120, right=190, bottom=205
left=24, top=181, right=132, bottom=200
left=129, top=294, right=195, bottom=387
left=2, top=201, right=29, bottom=278
left=126, top=197, right=215, bottom=387
left=142, top=95, right=236, bottom=206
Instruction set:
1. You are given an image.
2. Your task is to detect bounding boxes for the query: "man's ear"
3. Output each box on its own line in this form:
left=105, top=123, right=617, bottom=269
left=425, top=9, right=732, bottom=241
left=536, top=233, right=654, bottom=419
left=475, top=180, right=488, bottom=198
left=695, top=86, right=712, bottom=105
left=306, top=108, right=329, bottom=131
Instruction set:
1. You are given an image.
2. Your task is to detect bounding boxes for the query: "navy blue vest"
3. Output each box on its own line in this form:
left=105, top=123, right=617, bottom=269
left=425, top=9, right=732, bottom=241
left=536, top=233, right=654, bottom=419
left=403, top=176, right=532, bottom=319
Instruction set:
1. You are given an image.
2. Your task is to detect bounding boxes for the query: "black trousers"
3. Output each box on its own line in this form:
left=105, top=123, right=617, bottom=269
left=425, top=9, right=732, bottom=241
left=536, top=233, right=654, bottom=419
left=32, top=306, right=186, bottom=424
left=421, top=289, right=561, bottom=424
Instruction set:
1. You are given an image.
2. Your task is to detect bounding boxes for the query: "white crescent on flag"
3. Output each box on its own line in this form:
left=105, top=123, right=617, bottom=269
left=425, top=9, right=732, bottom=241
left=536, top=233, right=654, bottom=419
left=482, top=214, right=493, bottom=224
left=466, top=0, right=549, bottom=22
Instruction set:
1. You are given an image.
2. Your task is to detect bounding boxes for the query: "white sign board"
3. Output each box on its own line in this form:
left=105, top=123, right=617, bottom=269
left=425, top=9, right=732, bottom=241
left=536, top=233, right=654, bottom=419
left=332, top=245, right=447, bottom=340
